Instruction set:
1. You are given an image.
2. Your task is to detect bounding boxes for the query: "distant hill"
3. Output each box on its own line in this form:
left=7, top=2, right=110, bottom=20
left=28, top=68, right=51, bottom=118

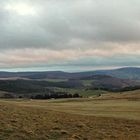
left=0, top=67, right=139, bottom=80
left=0, top=79, right=84, bottom=95
left=0, top=71, right=79, bottom=79
left=89, top=75, right=140, bottom=91
left=78, top=74, right=140, bottom=91
left=0, top=74, right=140, bottom=96
left=93, top=67, right=140, bottom=80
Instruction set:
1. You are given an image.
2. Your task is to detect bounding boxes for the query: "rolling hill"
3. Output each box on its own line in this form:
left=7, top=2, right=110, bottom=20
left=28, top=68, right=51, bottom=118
left=93, top=67, right=140, bottom=80
left=0, top=67, right=139, bottom=80
left=0, top=67, right=139, bottom=97
left=0, top=75, right=139, bottom=97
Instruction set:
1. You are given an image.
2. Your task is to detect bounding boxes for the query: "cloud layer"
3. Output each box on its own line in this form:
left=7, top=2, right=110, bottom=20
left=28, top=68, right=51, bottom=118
left=0, top=0, right=140, bottom=71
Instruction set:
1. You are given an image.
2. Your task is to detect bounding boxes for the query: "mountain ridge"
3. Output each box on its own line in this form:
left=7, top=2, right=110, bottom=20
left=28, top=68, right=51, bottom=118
left=0, top=67, right=139, bottom=80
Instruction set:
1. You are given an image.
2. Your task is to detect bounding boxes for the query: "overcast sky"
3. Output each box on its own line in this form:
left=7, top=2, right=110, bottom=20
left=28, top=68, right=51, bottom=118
left=0, top=0, right=140, bottom=71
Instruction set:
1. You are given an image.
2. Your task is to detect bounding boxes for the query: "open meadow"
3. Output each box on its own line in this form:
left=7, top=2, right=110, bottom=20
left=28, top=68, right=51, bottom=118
left=0, top=91, right=140, bottom=140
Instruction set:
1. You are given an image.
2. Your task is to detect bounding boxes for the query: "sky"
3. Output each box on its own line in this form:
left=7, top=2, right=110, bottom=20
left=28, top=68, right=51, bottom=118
left=0, top=0, right=140, bottom=71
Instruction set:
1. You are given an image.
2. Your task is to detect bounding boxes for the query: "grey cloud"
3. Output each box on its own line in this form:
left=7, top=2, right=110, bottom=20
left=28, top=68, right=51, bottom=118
left=0, top=0, right=140, bottom=50
left=59, top=55, right=140, bottom=67
left=0, top=0, right=140, bottom=70
left=10, top=55, right=140, bottom=71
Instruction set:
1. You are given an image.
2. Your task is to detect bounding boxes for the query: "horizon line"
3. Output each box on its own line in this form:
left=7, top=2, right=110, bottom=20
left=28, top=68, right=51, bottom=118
left=0, top=66, right=140, bottom=73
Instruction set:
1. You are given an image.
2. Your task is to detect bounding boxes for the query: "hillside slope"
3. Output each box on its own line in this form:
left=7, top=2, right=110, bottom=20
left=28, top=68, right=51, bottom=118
left=93, top=67, right=140, bottom=80
left=0, top=67, right=140, bottom=80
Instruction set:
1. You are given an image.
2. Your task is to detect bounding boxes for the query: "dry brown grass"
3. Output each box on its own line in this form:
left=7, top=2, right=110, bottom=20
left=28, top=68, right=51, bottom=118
left=96, top=90, right=140, bottom=100
left=0, top=91, right=140, bottom=140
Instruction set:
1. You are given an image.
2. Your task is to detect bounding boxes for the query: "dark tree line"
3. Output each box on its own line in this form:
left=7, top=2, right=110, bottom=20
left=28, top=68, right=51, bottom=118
left=31, top=92, right=81, bottom=99
left=89, top=85, right=140, bottom=92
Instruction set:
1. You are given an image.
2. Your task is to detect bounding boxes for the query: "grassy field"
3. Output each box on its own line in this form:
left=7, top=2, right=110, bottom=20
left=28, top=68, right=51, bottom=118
left=51, top=87, right=107, bottom=97
left=0, top=91, right=140, bottom=140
